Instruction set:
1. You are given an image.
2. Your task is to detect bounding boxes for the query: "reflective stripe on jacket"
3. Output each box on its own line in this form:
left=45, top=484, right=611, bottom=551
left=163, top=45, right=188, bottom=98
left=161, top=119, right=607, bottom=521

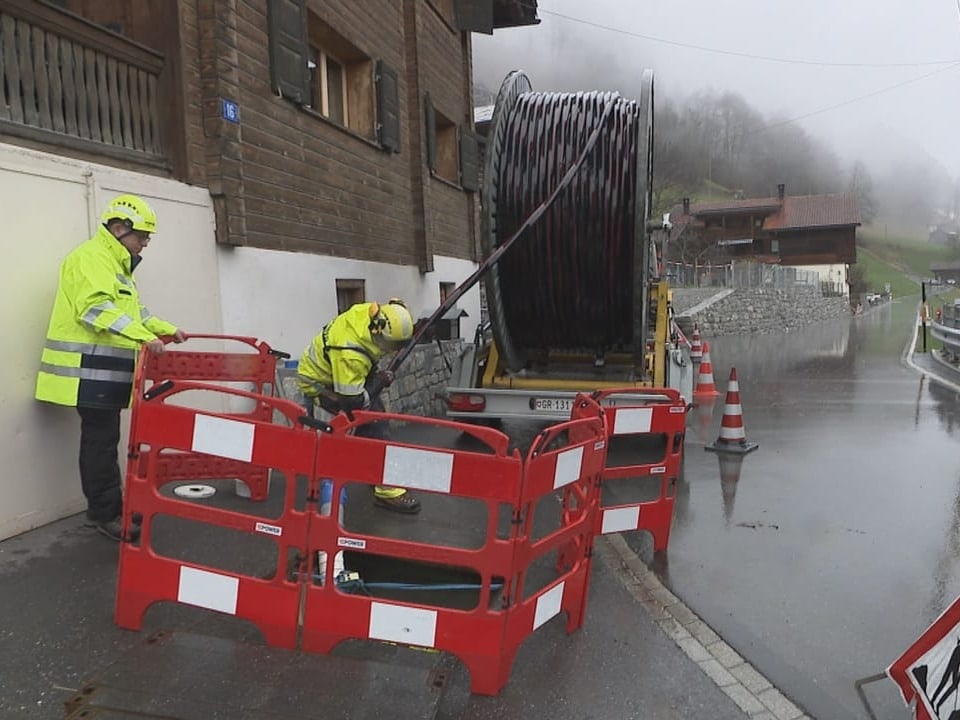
left=35, top=225, right=178, bottom=409
left=296, top=303, right=384, bottom=400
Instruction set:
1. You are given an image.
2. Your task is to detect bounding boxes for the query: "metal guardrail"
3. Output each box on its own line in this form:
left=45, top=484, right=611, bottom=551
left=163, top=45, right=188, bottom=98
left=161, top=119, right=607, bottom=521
left=930, top=302, right=960, bottom=361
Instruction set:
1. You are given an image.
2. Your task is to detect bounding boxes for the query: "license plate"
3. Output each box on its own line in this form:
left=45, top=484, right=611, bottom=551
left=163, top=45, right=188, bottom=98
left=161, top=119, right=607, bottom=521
left=532, top=397, right=574, bottom=413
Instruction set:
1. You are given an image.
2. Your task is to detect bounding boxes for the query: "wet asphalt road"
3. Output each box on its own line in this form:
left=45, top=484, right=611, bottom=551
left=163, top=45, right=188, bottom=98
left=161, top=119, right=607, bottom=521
left=626, top=295, right=960, bottom=720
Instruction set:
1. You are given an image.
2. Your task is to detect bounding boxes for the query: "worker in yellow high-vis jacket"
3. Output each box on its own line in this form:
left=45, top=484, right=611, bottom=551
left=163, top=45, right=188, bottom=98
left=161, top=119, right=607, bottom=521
left=35, top=194, right=185, bottom=541
left=296, top=299, right=421, bottom=515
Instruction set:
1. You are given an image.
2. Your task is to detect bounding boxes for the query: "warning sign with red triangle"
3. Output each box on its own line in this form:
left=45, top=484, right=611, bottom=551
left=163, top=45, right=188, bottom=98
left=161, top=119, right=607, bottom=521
left=888, top=595, right=960, bottom=719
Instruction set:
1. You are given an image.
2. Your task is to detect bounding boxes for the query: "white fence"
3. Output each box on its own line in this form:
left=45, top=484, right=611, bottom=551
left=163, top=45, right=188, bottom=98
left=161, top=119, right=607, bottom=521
left=664, top=261, right=843, bottom=295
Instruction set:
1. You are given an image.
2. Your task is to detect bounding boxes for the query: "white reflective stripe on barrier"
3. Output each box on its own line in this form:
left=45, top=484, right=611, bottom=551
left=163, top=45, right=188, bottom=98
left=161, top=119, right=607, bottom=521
left=191, top=414, right=255, bottom=462
left=553, top=446, right=584, bottom=489
left=612, top=407, right=653, bottom=435
left=533, top=582, right=565, bottom=630
left=177, top=566, right=239, bottom=614
left=601, top=507, right=641, bottom=534
left=383, top=445, right=455, bottom=493
left=369, top=602, right=437, bottom=647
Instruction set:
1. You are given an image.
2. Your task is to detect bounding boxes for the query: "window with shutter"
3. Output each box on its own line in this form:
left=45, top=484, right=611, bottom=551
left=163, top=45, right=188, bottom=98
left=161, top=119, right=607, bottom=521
left=424, top=95, right=460, bottom=185
left=269, top=4, right=379, bottom=142
left=306, top=15, right=374, bottom=138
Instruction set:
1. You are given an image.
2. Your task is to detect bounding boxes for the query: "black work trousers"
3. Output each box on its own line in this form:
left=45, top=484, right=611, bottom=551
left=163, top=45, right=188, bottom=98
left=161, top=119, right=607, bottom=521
left=76, top=406, right=123, bottom=522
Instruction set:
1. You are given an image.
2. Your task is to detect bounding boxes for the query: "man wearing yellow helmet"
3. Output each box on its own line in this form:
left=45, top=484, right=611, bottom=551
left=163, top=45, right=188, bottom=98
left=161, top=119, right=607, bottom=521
left=35, top=194, right=185, bottom=541
left=297, top=299, right=421, bottom=515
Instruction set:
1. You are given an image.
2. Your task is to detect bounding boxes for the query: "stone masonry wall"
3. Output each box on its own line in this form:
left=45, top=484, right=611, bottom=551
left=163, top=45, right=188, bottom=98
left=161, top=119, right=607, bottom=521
left=674, top=287, right=850, bottom=336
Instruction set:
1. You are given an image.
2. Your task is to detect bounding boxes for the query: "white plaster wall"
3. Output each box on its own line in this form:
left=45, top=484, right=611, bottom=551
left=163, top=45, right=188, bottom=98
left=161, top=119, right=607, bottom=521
left=795, top=263, right=850, bottom=296
left=216, top=248, right=482, bottom=361
left=0, top=143, right=222, bottom=540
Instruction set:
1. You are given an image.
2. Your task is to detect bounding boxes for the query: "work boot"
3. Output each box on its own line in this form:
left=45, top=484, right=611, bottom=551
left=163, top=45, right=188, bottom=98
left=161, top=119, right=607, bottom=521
left=374, top=491, right=421, bottom=514
left=86, top=516, right=140, bottom=542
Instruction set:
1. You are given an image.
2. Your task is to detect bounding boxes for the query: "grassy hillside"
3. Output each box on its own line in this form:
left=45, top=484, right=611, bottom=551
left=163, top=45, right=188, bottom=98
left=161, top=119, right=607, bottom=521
left=856, top=247, right=920, bottom=297
left=858, top=225, right=954, bottom=278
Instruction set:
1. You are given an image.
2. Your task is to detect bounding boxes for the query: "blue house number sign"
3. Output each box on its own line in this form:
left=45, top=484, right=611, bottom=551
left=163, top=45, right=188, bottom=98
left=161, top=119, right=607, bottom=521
left=222, top=99, right=240, bottom=124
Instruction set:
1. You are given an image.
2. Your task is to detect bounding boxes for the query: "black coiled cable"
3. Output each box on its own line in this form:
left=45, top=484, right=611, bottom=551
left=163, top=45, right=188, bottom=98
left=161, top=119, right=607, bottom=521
left=482, top=78, right=648, bottom=371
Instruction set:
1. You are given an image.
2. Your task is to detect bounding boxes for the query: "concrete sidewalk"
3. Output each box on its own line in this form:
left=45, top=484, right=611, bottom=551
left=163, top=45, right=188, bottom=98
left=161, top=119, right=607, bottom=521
left=0, top=506, right=811, bottom=720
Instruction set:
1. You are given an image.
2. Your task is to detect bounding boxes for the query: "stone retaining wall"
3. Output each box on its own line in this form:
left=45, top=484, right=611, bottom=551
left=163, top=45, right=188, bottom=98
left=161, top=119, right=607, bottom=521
left=673, top=286, right=850, bottom=336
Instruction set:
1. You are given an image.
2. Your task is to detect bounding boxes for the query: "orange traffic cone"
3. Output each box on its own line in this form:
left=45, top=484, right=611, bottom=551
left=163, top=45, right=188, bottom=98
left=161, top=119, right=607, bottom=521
left=706, top=367, right=758, bottom=454
left=693, top=341, right=720, bottom=398
left=690, top=324, right=703, bottom=364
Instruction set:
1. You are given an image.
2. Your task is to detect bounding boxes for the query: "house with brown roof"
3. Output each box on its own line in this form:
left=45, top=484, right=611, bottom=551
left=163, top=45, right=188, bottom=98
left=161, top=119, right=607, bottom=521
left=670, top=184, right=861, bottom=267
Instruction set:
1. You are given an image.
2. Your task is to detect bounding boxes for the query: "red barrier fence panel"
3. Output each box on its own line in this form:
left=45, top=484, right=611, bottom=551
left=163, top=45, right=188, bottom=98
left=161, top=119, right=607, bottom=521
left=500, top=395, right=608, bottom=676
left=299, top=411, right=534, bottom=695
left=114, top=339, right=675, bottom=695
left=130, top=335, right=286, bottom=501
left=115, top=379, right=316, bottom=649
left=588, top=388, right=688, bottom=551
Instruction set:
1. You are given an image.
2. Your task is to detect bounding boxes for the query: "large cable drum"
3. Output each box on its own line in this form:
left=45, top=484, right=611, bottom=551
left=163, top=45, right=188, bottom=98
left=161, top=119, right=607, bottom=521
left=482, top=70, right=656, bottom=374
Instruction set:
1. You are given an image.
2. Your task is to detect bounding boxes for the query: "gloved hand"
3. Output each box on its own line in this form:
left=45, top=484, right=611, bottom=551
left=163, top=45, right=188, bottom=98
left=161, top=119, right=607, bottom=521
left=377, top=369, right=395, bottom=387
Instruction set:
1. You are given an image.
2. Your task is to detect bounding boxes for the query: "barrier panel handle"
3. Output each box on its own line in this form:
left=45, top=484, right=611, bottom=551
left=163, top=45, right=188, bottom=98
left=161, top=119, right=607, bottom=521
left=134, top=378, right=311, bottom=428
left=155, top=332, right=291, bottom=359
left=170, top=332, right=262, bottom=347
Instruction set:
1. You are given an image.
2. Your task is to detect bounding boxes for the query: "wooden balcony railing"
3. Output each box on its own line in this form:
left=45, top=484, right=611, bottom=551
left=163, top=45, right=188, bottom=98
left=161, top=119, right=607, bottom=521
left=0, top=0, right=167, bottom=166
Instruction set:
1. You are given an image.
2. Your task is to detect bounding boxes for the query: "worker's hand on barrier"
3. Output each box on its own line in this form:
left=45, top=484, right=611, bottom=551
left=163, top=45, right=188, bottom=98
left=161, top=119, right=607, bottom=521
left=144, top=339, right=165, bottom=354
left=376, top=370, right=395, bottom=388
left=172, top=329, right=187, bottom=343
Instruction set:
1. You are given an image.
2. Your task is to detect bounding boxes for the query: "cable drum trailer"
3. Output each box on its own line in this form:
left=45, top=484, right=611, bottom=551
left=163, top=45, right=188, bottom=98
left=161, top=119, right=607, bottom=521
left=445, top=70, right=693, bottom=423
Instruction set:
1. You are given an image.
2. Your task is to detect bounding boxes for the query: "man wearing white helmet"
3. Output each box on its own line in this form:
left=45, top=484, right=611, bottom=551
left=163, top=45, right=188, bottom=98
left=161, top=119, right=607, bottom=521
left=36, top=194, right=185, bottom=541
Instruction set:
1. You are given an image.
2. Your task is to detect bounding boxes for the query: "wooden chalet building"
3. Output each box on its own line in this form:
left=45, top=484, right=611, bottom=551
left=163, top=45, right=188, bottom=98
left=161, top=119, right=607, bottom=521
left=670, top=184, right=861, bottom=267
left=0, top=0, right=538, bottom=270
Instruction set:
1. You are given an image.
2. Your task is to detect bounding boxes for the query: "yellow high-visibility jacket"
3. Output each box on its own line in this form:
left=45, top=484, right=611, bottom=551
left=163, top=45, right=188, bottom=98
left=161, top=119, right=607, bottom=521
left=35, top=225, right=178, bottom=409
left=297, top=303, right=384, bottom=401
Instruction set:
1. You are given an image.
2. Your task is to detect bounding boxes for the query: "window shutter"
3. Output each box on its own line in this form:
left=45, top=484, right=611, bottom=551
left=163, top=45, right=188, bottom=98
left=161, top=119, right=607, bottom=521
left=267, top=0, right=309, bottom=103
left=459, top=127, right=480, bottom=192
left=424, top=93, right=437, bottom=171
left=453, top=0, right=494, bottom=34
left=376, top=60, right=401, bottom=153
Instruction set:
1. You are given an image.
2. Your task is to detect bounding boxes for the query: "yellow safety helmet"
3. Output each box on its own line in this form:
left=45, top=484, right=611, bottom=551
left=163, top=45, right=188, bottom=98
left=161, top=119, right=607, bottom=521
left=370, top=299, right=414, bottom=343
left=101, top=194, right=157, bottom=234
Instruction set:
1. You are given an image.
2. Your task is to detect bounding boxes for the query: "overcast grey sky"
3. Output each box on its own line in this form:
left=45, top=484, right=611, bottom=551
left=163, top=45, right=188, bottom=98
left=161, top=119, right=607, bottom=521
left=472, top=0, right=960, bottom=182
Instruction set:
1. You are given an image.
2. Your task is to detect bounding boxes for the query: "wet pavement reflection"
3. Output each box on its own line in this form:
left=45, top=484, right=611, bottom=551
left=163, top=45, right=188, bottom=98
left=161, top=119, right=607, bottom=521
left=624, top=296, right=960, bottom=720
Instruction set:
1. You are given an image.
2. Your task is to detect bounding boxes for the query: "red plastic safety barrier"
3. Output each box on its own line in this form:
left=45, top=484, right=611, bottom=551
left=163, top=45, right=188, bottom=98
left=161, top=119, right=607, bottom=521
left=299, top=396, right=607, bottom=695
left=132, top=334, right=286, bottom=501
left=113, top=338, right=638, bottom=695
left=115, top=379, right=316, bottom=648
left=580, top=388, right=688, bottom=551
